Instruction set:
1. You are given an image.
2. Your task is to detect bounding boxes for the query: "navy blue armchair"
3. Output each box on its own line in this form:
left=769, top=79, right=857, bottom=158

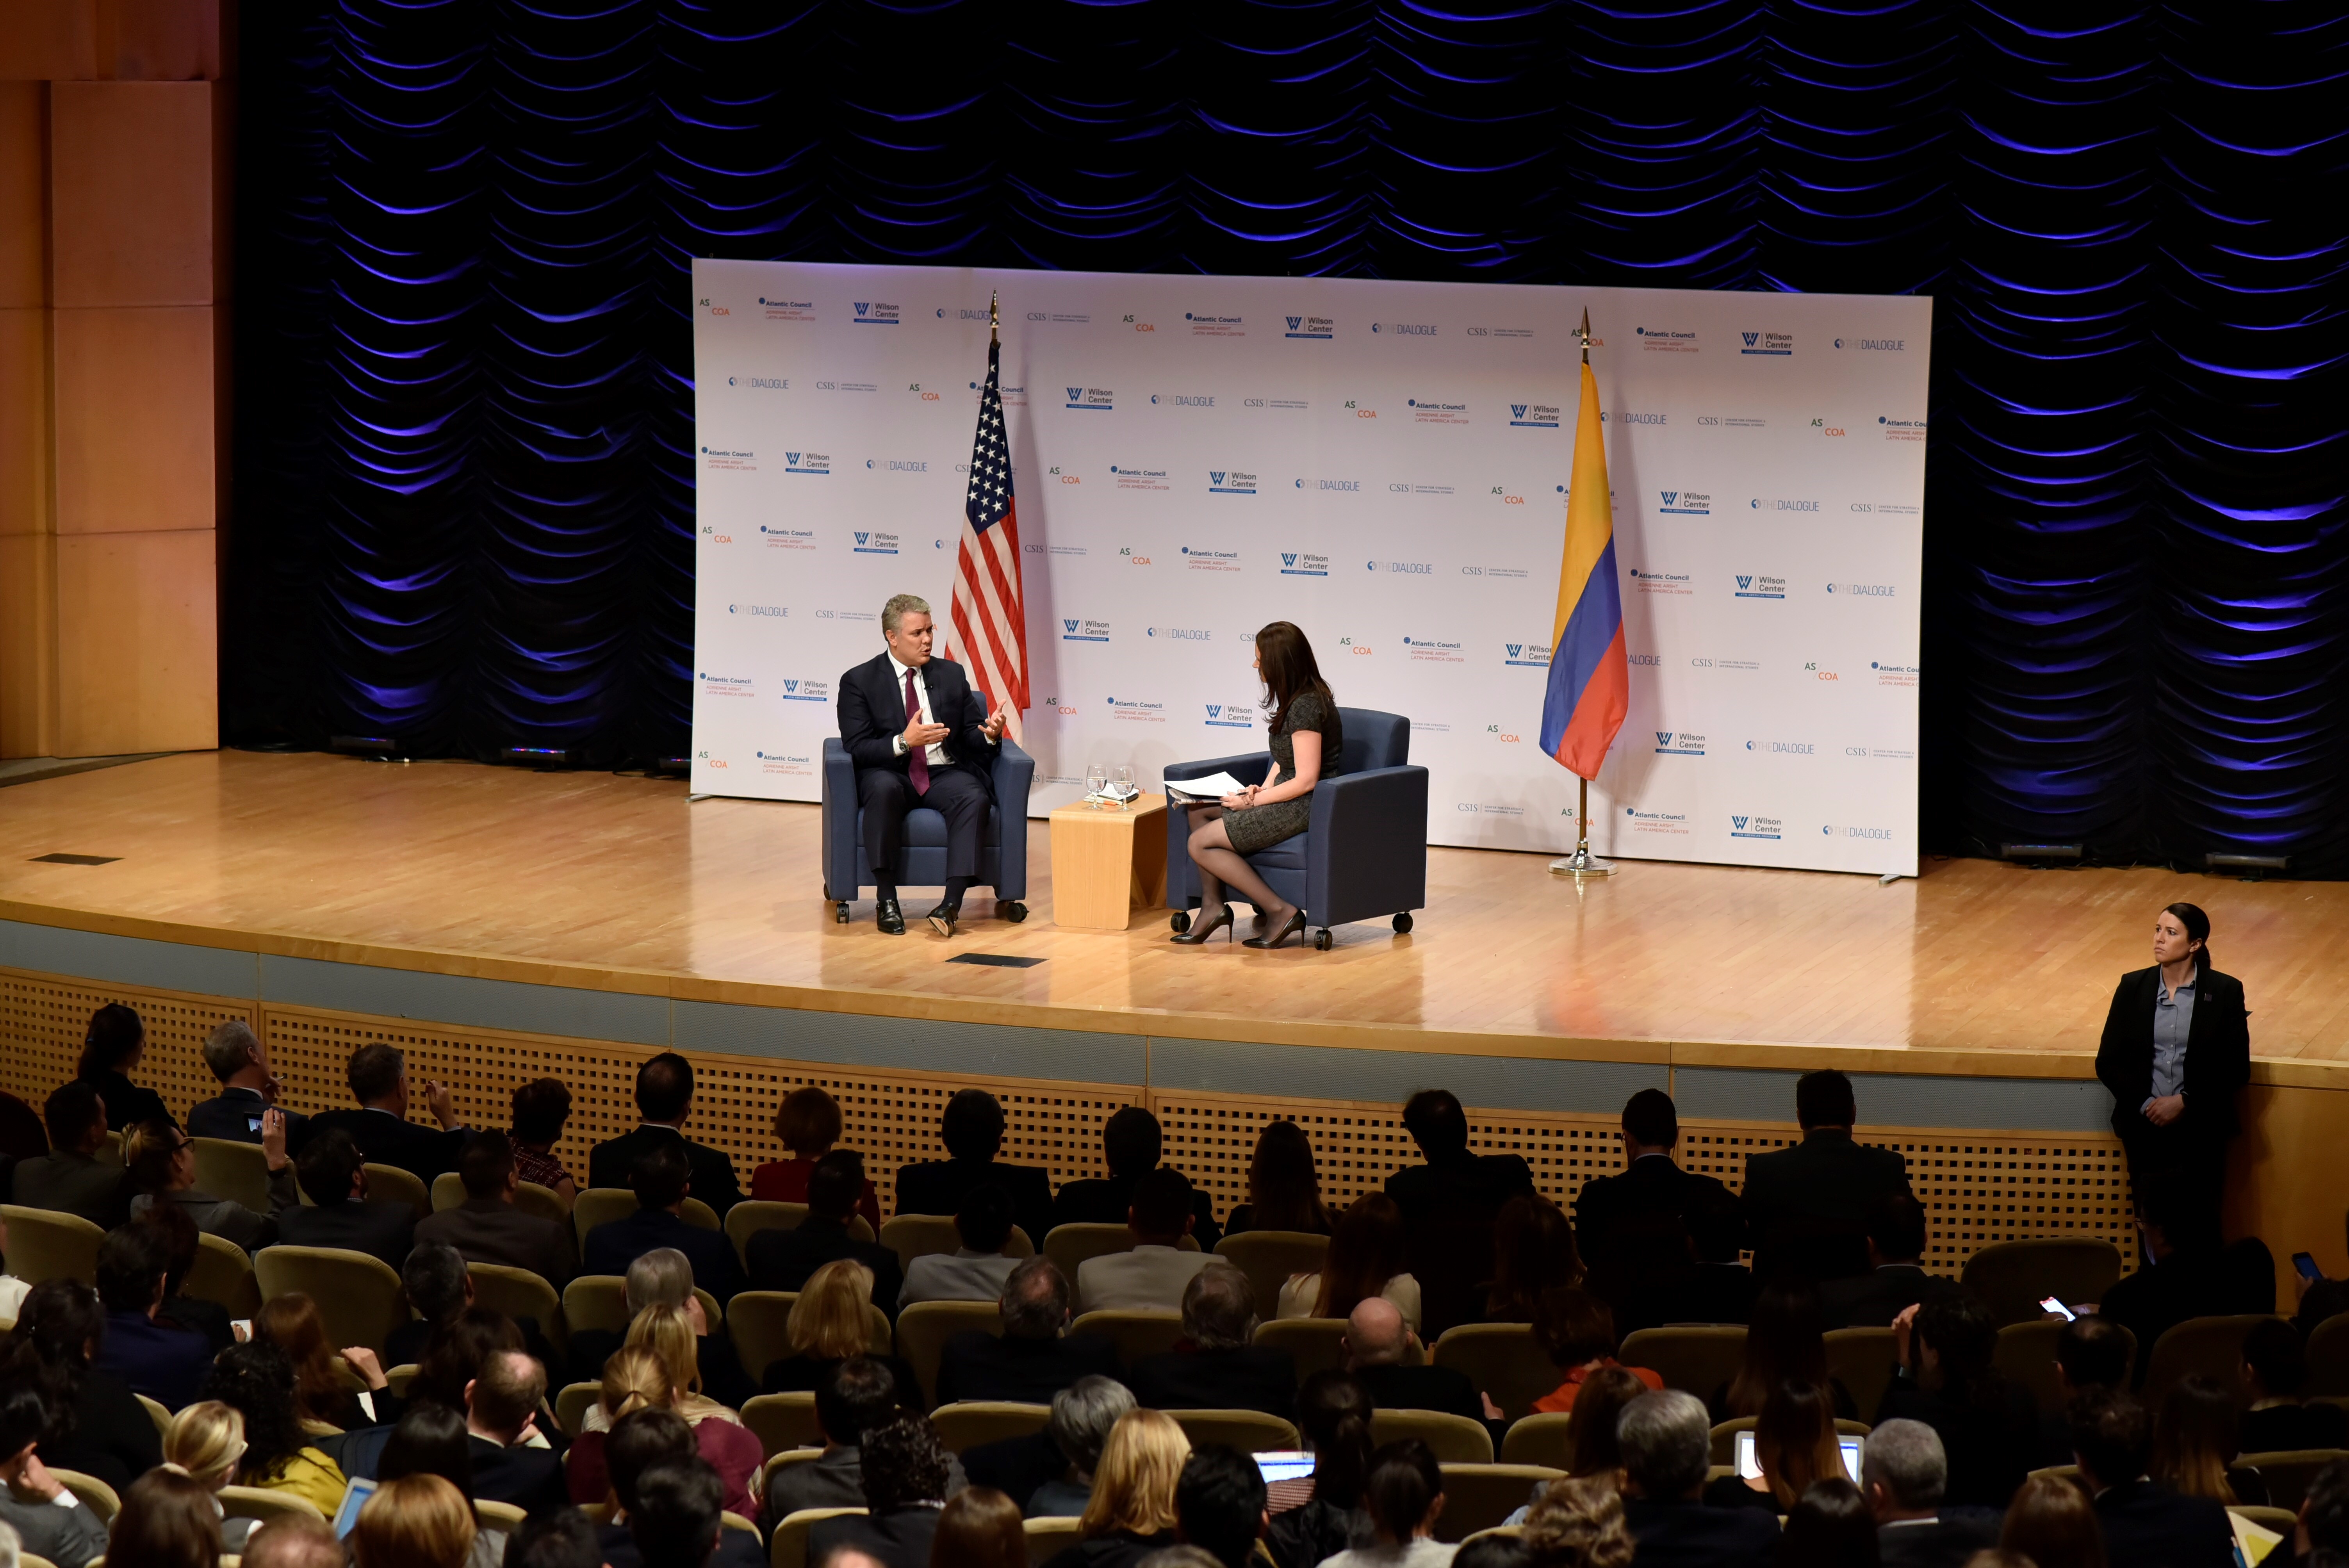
left=822, top=738, right=1035, bottom=922
left=1161, top=707, right=1428, bottom=950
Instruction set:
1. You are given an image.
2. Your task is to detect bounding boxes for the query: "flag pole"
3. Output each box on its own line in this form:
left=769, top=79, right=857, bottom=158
left=989, top=289, right=999, bottom=345
left=1553, top=306, right=1616, bottom=879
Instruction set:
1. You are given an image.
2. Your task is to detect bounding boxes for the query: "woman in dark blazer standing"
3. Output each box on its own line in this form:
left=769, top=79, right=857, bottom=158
left=2094, top=902, right=2249, bottom=1246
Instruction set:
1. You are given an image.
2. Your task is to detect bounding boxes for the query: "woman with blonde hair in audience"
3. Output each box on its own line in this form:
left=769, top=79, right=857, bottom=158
left=1044, top=1407, right=1191, bottom=1567
left=1224, top=1120, right=1333, bottom=1236
left=351, top=1473, right=475, bottom=1568
left=253, top=1290, right=396, bottom=1431
left=1523, top=1473, right=1633, bottom=1568
left=1278, top=1192, right=1421, bottom=1330
left=162, top=1399, right=257, bottom=1550
left=758, top=1258, right=922, bottom=1400
left=105, top=1467, right=220, bottom=1568
left=1999, top=1473, right=2107, bottom=1568
left=1704, top=1379, right=1849, bottom=1513
left=569, top=1344, right=763, bottom=1519
left=752, top=1086, right=883, bottom=1231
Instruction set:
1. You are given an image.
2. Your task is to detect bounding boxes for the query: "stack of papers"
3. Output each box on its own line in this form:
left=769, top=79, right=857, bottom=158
left=1164, top=772, right=1250, bottom=802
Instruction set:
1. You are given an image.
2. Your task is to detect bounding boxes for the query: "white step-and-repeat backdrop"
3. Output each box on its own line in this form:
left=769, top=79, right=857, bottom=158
left=690, top=260, right=1930, bottom=876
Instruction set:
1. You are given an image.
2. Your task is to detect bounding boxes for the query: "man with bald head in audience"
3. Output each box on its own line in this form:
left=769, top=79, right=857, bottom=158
left=1343, top=1296, right=1491, bottom=1429
left=241, top=1516, right=345, bottom=1568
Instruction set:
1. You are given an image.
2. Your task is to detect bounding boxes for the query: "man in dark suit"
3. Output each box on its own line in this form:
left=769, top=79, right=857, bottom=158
left=1342, top=1297, right=1488, bottom=1429
left=1382, top=1088, right=1536, bottom=1337
left=2073, top=1389, right=2236, bottom=1568
left=581, top=1141, right=744, bottom=1302
left=465, top=1347, right=568, bottom=1513
left=2032, top=1313, right=2130, bottom=1466
left=894, top=1088, right=1055, bottom=1250
left=415, top=1129, right=576, bottom=1285
left=936, top=1256, right=1120, bottom=1406
left=185, top=1020, right=308, bottom=1145
left=13, top=1081, right=125, bottom=1228
left=1741, top=1068, right=1912, bottom=1282
left=599, top=1410, right=766, bottom=1568
left=1050, top=1106, right=1222, bottom=1249
left=1126, top=1265, right=1297, bottom=1421
left=586, top=1052, right=744, bottom=1218
left=836, top=591, right=1009, bottom=937
left=291, top=1043, right=468, bottom=1185
left=1862, top=1417, right=2000, bottom=1568
left=1576, top=1089, right=1740, bottom=1335
left=2098, top=1199, right=2271, bottom=1390
left=92, top=1222, right=210, bottom=1409
left=1617, top=1388, right=1782, bottom=1568
left=1824, top=1195, right=1950, bottom=1329
left=745, top=1149, right=902, bottom=1304
left=278, top=1128, right=417, bottom=1269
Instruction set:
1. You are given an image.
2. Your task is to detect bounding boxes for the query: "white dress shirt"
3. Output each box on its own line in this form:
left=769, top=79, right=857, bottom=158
left=887, top=652, right=951, bottom=766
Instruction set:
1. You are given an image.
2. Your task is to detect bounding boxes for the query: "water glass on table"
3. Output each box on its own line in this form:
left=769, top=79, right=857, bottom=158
left=1085, top=760, right=1106, bottom=808
left=1114, top=766, right=1134, bottom=810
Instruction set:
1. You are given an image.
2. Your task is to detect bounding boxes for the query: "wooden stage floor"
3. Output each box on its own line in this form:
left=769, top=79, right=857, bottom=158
left=4, top=751, right=2346, bottom=1080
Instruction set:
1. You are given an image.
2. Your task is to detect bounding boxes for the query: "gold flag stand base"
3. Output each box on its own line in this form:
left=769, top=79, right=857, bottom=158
left=1548, top=774, right=1618, bottom=876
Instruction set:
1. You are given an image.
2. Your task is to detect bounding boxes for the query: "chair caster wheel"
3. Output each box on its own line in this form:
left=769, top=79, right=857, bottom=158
left=1314, top=928, right=1334, bottom=951
left=1171, top=911, right=1191, bottom=934
left=834, top=902, right=850, bottom=924
left=1393, top=912, right=1413, bottom=934
left=1004, top=901, right=1028, bottom=923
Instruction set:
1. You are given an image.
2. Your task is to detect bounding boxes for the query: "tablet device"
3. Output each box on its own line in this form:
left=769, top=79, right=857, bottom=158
left=332, top=1475, right=378, bottom=1539
left=1734, top=1429, right=1864, bottom=1484
left=1253, top=1450, right=1317, bottom=1486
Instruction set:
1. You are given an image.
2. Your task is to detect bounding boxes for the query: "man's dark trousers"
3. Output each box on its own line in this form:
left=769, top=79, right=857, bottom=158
left=859, top=761, right=988, bottom=884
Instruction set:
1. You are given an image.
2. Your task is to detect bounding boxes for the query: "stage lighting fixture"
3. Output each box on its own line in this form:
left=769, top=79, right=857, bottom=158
left=1999, top=842, right=2082, bottom=862
left=651, top=756, right=690, bottom=777
left=498, top=746, right=579, bottom=769
left=328, top=734, right=405, bottom=760
left=2206, top=852, right=2288, bottom=877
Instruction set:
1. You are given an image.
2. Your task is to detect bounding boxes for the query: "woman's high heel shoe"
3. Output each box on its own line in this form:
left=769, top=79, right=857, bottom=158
left=1170, top=906, right=1235, bottom=945
left=1243, top=909, right=1308, bottom=950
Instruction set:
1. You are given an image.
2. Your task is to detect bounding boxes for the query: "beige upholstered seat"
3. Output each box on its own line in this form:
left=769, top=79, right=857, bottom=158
left=1370, top=1408, right=1492, bottom=1463
left=186, top=1231, right=262, bottom=1315
left=770, top=1506, right=866, bottom=1568
left=931, top=1401, right=1051, bottom=1454
left=1212, top=1231, right=1331, bottom=1325
left=192, top=1137, right=273, bottom=1213
left=1069, top=1309, right=1183, bottom=1368
left=1433, top=1322, right=1558, bottom=1421
left=1164, top=1408, right=1299, bottom=1452
left=742, top=1392, right=823, bottom=1457
left=468, top=1261, right=567, bottom=1356
left=895, top=1299, right=1005, bottom=1406
left=1435, top=1465, right=1563, bottom=1541
left=1960, top=1238, right=2123, bottom=1327
left=252, top=1246, right=407, bottom=1355
left=0, top=1205, right=103, bottom=1285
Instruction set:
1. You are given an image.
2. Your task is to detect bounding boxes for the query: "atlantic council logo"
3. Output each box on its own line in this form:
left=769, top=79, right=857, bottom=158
left=1729, top=814, right=1784, bottom=839
left=1657, top=491, right=1711, bottom=515
left=1283, top=315, right=1335, bottom=339
left=1401, top=635, right=1465, bottom=663
left=849, top=301, right=900, bottom=325
left=1502, top=641, right=1551, bottom=668
left=1878, top=415, right=1927, bottom=441
left=1181, top=546, right=1241, bottom=572
left=1104, top=695, right=1167, bottom=723
left=850, top=529, right=898, bottom=554
left=1634, top=326, right=1699, bottom=352
left=1207, top=470, right=1258, bottom=495
left=1204, top=703, right=1253, bottom=729
left=782, top=451, right=831, bottom=476
left=757, top=524, right=816, bottom=550
left=1508, top=402, right=1562, bottom=429
left=1280, top=552, right=1330, bottom=576
left=1738, top=331, right=1793, bottom=356
left=1060, top=618, right=1111, bottom=643
left=697, top=672, right=755, bottom=698
left=1066, top=387, right=1114, bottom=410
left=1653, top=731, right=1707, bottom=756
left=1184, top=312, right=1245, bottom=337
left=1732, top=574, right=1787, bottom=599
left=775, top=677, right=829, bottom=703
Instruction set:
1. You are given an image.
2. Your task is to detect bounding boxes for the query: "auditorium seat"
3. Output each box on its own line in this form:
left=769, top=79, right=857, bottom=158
left=931, top=1400, right=1051, bottom=1454
left=192, top=1138, right=272, bottom=1213
left=895, top=1300, right=1003, bottom=1406
left=47, top=1468, right=117, bottom=1525
left=1213, top=1231, right=1330, bottom=1322
left=1163, top=706, right=1428, bottom=950
left=742, top=1392, right=823, bottom=1456
left=821, top=735, right=1035, bottom=921
left=1436, top=1465, right=1563, bottom=1541
left=1023, top=1517, right=1084, bottom=1561
left=1499, top=1411, right=1574, bottom=1468
left=773, top=1505, right=866, bottom=1568
left=468, top=1262, right=566, bottom=1358
left=1165, top=1408, right=1299, bottom=1453
left=2235, top=1449, right=2349, bottom=1513
left=254, top=1247, right=408, bottom=1356
left=0, top=1205, right=102, bottom=1285
left=1618, top=1326, right=1748, bottom=1403
left=1823, top=1326, right=1899, bottom=1423
left=1432, top=1323, right=1556, bottom=1421
left=2143, top=1315, right=2285, bottom=1408
left=1253, top=1317, right=1354, bottom=1380
left=1071, top=1309, right=1185, bottom=1367
left=2306, top=1314, right=2349, bottom=1395
left=1371, top=1408, right=1492, bottom=1463
left=1045, top=1221, right=1199, bottom=1283
left=555, top=1381, right=600, bottom=1436
left=1960, top=1238, right=2123, bottom=1327
left=185, top=1233, right=262, bottom=1315
left=571, top=1187, right=719, bottom=1250
left=1996, top=1319, right=2137, bottom=1413
left=430, top=1172, right=570, bottom=1225
left=879, top=1214, right=1032, bottom=1272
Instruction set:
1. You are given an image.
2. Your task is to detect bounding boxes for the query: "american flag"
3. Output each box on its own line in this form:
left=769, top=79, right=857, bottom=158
left=943, top=331, right=1028, bottom=741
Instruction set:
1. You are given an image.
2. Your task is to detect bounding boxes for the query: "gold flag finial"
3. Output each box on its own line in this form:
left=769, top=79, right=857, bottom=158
left=1580, top=306, right=1591, bottom=365
left=990, top=290, right=1000, bottom=345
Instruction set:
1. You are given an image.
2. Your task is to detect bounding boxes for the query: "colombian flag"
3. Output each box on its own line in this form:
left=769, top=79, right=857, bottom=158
left=1539, top=355, right=1629, bottom=780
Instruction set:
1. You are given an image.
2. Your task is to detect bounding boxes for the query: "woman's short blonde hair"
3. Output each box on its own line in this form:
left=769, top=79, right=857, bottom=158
left=787, top=1260, right=874, bottom=1360
left=163, top=1400, right=246, bottom=1488
left=624, top=1303, right=704, bottom=1397
left=599, top=1345, right=675, bottom=1421
left=1524, top=1474, right=1635, bottom=1568
left=353, top=1473, right=475, bottom=1568
left=1080, top=1408, right=1190, bottom=1538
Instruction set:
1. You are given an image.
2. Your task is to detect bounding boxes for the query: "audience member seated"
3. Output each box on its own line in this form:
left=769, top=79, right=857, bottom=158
left=256, top=1290, right=398, bottom=1431
left=751, top=1086, right=882, bottom=1231
left=75, top=1002, right=171, bottom=1133
left=582, top=1141, right=745, bottom=1302
left=1052, top=1107, right=1221, bottom=1250
left=898, top=1185, right=1025, bottom=1311
left=15, top=1081, right=127, bottom=1228
left=1127, top=1265, right=1296, bottom=1420
left=124, top=1112, right=295, bottom=1252
left=1703, top=1379, right=1848, bottom=1515
left=587, top=1053, right=744, bottom=1216
left=291, top=1042, right=469, bottom=1184
left=1480, top=1194, right=1581, bottom=1324
left=2153, top=1375, right=2263, bottom=1506
left=1041, top=1407, right=1190, bottom=1568
left=501, top=1508, right=606, bottom=1568
left=894, top=1088, right=1054, bottom=1249
left=1740, top=1069, right=1912, bottom=1281
left=2240, top=1315, right=2349, bottom=1453
left=1522, top=1474, right=1638, bottom=1568
left=744, top=1148, right=901, bottom=1301
left=1174, top=1445, right=1270, bottom=1568
left=403, top=1305, right=526, bottom=1423
left=199, top=1340, right=352, bottom=1514
left=1823, top=1194, right=1949, bottom=1329
left=565, top=1247, right=749, bottom=1406
left=2032, top=1313, right=2130, bottom=1468
left=451, top=1346, right=563, bottom=1514
left=416, top=1128, right=576, bottom=1284
left=1316, top=1438, right=1451, bottom=1568
left=766, top=1356, right=966, bottom=1524
left=1565, top=1366, right=1647, bottom=1478
left=1019, top=1376, right=1138, bottom=1518
left=0, top=1213, right=26, bottom=1322
left=373, top=1404, right=510, bottom=1568
left=1777, top=1479, right=1877, bottom=1568
left=1529, top=1286, right=1662, bottom=1413
left=933, top=1486, right=1029, bottom=1568
left=592, top=1408, right=764, bottom=1568
left=139, top=1201, right=234, bottom=1351
left=1860, top=1417, right=1998, bottom=1568
left=278, top=1127, right=417, bottom=1269
left=1664, top=1190, right=1762, bottom=1331
left=577, top=1317, right=763, bottom=1517
left=1266, top=1371, right=1374, bottom=1568
left=1345, top=1296, right=1485, bottom=1427
left=1223, top=1119, right=1334, bottom=1238
left=1877, top=1294, right=2036, bottom=1509
left=2071, top=1388, right=2235, bottom=1568
left=2292, top=1459, right=2349, bottom=1568
left=91, top=1219, right=209, bottom=1409
left=1075, top=1167, right=1215, bottom=1315
left=387, top=1240, right=471, bottom=1368
left=105, top=1467, right=222, bottom=1568
left=187, top=1019, right=308, bottom=1144
left=0, top=1386, right=111, bottom=1568
left=809, top=1411, right=956, bottom=1568
left=1614, top=1388, right=1781, bottom=1568
left=1575, top=1089, right=1733, bottom=1274
left=1383, top=1089, right=1535, bottom=1338
left=937, top=1255, right=1119, bottom=1406
left=351, top=1472, right=477, bottom=1568
left=508, top=1076, right=580, bottom=1200
left=625, top=1458, right=726, bottom=1568
left=759, top=1258, right=920, bottom=1399
left=165, top=1399, right=261, bottom=1552
left=1278, top=1192, right=1419, bottom=1331
left=0, top=1279, right=160, bottom=1488
left=242, top=1515, right=346, bottom=1568
left=1713, top=1279, right=1856, bottom=1421
left=1997, top=1472, right=2106, bottom=1568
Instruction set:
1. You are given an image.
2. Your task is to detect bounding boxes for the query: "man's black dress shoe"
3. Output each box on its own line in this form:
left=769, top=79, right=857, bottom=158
left=926, top=903, right=960, bottom=938
left=876, top=896, right=905, bottom=935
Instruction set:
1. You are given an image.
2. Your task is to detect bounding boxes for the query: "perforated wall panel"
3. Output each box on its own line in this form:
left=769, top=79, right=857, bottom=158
left=0, top=968, right=257, bottom=1127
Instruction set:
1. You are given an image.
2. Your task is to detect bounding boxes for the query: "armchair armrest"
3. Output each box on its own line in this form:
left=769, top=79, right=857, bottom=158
left=990, top=737, right=1036, bottom=802
left=1304, top=765, right=1430, bottom=930
left=1162, top=751, right=1272, bottom=788
left=1160, top=750, right=1270, bottom=912
left=821, top=739, right=858, bottom=900
left=989, top=739, right=1035, bottom=902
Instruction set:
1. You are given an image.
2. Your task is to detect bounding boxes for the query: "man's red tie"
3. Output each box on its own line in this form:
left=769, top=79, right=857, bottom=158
left=903, top=668, right=931, bottom=795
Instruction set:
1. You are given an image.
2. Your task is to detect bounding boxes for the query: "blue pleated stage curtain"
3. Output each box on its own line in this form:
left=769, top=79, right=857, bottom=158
left=228, top=2, right=2349, bottom=873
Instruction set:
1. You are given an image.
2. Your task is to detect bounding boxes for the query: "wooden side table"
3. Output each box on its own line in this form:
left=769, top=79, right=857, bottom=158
left=1048, top=793, right=1169, bottom=929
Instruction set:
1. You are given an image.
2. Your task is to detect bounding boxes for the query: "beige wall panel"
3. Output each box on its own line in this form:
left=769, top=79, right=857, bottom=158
left=0, top=307, right=50, bottom=538
left=0, top=2, right=96, bottom=84
left=49, top=80, right=214, bottom=307
left=0, top=84, right=47, bottom=309
left=53, top=527, right=216, bottom=755
left=2228, top=1083, right=2349, bottom=1308
left=52, top=303, right=214, bottom=535
left=96, top=0, right=227, bottom=82
left=0, top=532, right=60, bottom=757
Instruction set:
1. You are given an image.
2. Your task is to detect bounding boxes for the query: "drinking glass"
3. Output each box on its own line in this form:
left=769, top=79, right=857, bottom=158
left=1114, top=765, right=1135, bottom=810
left=1085, top=760, right=1107, bottom=807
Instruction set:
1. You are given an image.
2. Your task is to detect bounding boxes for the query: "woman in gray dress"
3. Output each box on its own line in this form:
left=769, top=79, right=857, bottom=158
left=1173, top=621, right=1343, bottom=950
